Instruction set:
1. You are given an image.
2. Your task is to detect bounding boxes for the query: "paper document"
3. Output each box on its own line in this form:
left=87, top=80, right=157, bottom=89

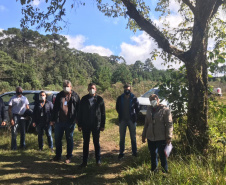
left=164, top=143, right=173, bottom=158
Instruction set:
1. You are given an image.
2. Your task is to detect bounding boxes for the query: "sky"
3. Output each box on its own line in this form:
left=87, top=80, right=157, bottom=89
left=0, top=0, right=225, bottom=72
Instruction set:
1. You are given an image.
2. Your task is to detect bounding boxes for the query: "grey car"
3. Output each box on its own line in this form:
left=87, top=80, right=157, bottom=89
left=0, top=90, right=59, bottom=132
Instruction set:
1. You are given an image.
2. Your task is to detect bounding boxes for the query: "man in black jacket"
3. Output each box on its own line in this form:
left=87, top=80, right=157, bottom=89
left=78, top=83, right=105, bottom=167
left=32, top=91, right=53, bottom=151
left=0, top=97, right=6, bottom=126
left=50, top=80, right=80, bottom=163
left=116, top=84, right=140, bottom=159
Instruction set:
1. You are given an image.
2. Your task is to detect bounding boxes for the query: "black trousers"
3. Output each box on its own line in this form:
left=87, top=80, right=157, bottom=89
left=82, top=128, right=101, bottom=163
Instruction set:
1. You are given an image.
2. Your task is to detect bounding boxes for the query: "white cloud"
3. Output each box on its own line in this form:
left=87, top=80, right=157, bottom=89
left=82, top=45, right=113, bottom=56
left=31, top=0, right=42, bottom=6
left=65, top=34, right=113, bottom=57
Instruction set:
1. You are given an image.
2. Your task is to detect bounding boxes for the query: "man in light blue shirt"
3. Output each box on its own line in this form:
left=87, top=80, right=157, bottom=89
left=8, top=86, right=29, bottom=150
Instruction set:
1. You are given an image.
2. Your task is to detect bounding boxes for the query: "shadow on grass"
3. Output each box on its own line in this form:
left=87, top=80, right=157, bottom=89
left=0, top=147, right=143, bottom=185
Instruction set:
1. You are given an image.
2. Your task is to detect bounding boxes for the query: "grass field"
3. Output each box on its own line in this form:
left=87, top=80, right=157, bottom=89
left=0, top=96, right=225, bottom=185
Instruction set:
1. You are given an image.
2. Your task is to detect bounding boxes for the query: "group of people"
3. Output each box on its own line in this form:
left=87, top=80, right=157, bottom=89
left=0, top=80, right=173, bottom=172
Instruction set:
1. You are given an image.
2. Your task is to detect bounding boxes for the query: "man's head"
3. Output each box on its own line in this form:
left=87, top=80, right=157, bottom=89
left=88, top=83, right=97, bottom=96
left=63, top=80, right=72, bottom=94
left=149, top=94, right=160, bottom=107
left=123, top=84, right=131, bottom=95
left=39, top=91, right=46, bottom=102
left=16, top=86, right=23, bottom=97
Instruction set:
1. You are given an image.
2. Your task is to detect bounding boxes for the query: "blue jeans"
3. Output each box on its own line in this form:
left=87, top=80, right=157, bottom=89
left=37, top=123, right=53, bottom=150
left=11, top=115, right=26, bottom=150
left=119, top=120, right=137, bottom=155
left=82, top=128, right=101, bottom=164
left=148, top=140, right=168, bottom=172
left=54, top=122, right=75, bottom=159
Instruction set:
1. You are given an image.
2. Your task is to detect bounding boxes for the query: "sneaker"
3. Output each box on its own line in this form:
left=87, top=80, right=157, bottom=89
left=39, top=148, right=43, bottom=151
left=65, top=158, right=71, bottom=164
left=51, top=156, right=61, bottom=162
left=118, top=154, right=124, bottom=160
left=79, top=162, right=87, bottom=168
left=96, top=160, right=101, bottom=166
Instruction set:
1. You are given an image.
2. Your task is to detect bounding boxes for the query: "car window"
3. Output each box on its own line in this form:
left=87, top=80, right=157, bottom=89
left=23, top=93, right=36, bottom=105
left=1, top=93, right=15, bottom=106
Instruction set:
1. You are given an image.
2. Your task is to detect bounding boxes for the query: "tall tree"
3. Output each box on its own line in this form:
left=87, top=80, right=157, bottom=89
left=17, top=0, right=226, bottom=152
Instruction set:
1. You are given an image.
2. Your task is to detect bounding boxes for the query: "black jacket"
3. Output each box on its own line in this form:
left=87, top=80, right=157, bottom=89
left=51, top=90, right=80, bottom=123
left=32, top=100, right=53, bottom=124
left=78, top=94, right=105, bottom=130
left=0, top=97, right=6, bottom=122
left=116, top=92, right=140, bottom=122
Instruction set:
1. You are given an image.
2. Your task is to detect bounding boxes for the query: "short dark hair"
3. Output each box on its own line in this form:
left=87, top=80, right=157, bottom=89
left=40, top=91, right=46, bottom=95
left=88, top=82, right=96, bottom=87
left=123, top=83, right=131, bottom=88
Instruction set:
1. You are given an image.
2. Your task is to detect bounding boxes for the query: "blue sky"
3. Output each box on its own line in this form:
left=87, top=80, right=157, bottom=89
left=1, top=0, right=168, bottom=67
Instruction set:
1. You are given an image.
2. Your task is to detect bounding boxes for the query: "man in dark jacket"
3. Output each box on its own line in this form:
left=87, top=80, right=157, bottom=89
left=50, top=80, right=80, bottom=163
left=32, top=91, right=53, bottom=151
left=116, top=84, right=140, bottom=159
left=78, top=83, right=105, bottom=167
left=0, top=97, right=6, bottom=126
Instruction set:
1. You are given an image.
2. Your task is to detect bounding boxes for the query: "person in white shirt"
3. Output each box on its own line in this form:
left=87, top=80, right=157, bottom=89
left=8, top=86, right=29, bottom=150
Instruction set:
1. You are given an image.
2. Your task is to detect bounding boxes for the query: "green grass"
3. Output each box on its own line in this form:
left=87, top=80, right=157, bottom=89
left=0, top=104, right=226, bottom=184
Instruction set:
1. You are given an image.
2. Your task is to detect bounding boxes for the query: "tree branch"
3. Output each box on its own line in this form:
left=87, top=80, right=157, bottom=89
left=121, top=0, right=186, bottom=62
left=181, top=0, right=196, bottom=14
left=211, top=0, right=223, bottom=18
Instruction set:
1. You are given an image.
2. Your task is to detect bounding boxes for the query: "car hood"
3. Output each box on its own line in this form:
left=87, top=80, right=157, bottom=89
left=137, top=97, right=151, bottom=105
left=138, top=97, right=169, bottom=106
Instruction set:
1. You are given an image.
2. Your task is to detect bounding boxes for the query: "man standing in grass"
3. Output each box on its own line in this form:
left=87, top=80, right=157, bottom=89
left=50, top=80, right=80, bottom=163
left=8, top=86, right=29, bottom=150
left=0, top=96, right=6, bottom=126
left=78, top=83, right=106, bottom=167
left=32, top=91, right=53, bottom=152
left=116, top=84, right=140, bottom=159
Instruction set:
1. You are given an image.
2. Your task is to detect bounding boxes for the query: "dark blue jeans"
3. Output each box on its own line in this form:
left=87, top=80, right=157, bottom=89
left=37, top=123, right=53, bottom=150
left=82, top=128, right=100, bottom=164
left=119, top=120, right=137, bottom=155
left=11, top=115, right=26, bottom=150
left=54, top=122, right=75, bottom=159
left=148, top=140, right=168, bottom=172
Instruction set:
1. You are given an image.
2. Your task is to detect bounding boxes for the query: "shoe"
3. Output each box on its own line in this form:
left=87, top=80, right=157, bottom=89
left=65, top=158, right=71, bottom=164
left=51, top=156, right=61, bottom=162
left=96, top=160, right=101, bottom=166
left=79, top=162, right=87, bottom=168
left=50, top=148, right=54, bottom=153
left=39, top=148, right=43, bottom=151
left=20, top=146, right=26, bottom=150
left=118, top=154, right=124, bottom=160
left=132, top=153, right=138, bottom=157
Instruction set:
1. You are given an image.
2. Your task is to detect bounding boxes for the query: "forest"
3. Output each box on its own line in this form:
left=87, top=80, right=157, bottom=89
left=0, top=27, right=175, bottom=93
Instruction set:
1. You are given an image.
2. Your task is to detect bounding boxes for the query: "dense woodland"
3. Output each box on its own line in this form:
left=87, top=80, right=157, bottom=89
left=0, top=28, right=175, bottom=93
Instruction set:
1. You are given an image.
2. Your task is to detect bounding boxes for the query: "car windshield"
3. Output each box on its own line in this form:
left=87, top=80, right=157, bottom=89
left=142, top=89, right=162, bottom=99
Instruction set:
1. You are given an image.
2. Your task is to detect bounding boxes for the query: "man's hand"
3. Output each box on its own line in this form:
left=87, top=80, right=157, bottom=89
left=142, top=136, right=146, bottom=143
left=78, top=127, right=82, bottom=132
left=100, top=127, right=104, bottom=132
left=166, top=139, right=171, bottom=145
left=1, top=121, right=6, bottom=126
left=10, top=119, right=15, bottom=126
left=32, top=123, right=36, bottom=127
left=50, top=121, right=55, bottom=126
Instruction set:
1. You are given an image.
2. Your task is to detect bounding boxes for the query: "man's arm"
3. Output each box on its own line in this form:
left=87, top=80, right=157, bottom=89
left=1, top=99, right=6, bottom=125
left=8, top=105, right=14, bottom=126
left=100, top=98, right=106, bottom=131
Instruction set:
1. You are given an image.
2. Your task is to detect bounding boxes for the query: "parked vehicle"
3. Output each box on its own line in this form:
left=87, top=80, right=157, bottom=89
left=0, top=90, right=59, bottom=132
left=137, top=88, right=170, bottom=116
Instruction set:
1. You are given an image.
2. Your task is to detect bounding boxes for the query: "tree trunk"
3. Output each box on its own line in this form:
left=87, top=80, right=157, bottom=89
left=185, top=39, right=209, bottom=153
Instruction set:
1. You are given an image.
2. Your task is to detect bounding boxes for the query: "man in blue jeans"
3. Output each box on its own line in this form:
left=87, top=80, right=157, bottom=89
left=8, top=86, right=29, bottom=150
left=50, top=80, right=80, bottom=163
left=116, top=84, right=140, bottom=159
